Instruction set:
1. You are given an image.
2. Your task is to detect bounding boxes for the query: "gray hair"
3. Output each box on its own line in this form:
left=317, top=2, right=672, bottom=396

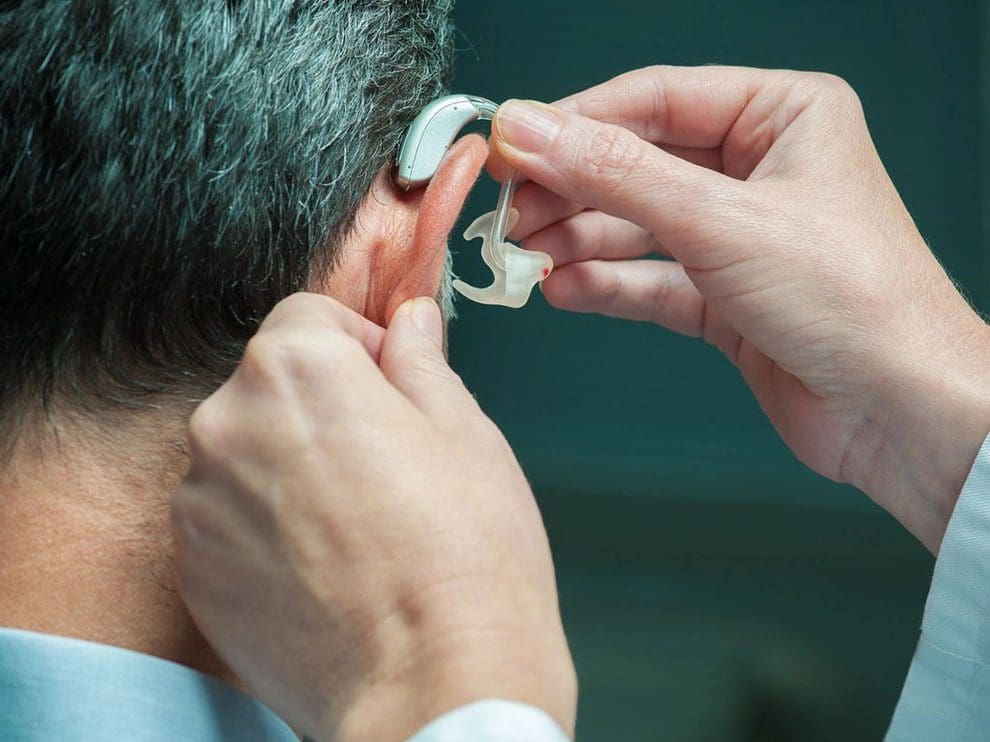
left=0, top=0, right=455, bottom=442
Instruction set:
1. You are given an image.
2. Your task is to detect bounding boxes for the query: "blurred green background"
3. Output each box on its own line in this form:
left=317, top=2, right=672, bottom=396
left=448, top=1, right=988, bottom=740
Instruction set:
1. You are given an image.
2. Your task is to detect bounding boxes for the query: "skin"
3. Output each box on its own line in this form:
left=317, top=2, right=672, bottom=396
left=172, top=66, right=990, bottom=740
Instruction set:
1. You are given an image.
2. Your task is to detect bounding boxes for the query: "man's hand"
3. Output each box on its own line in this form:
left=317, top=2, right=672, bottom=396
left=491, top=65, right=990, bottom=552
left=170, top=294, right=576, bottom=742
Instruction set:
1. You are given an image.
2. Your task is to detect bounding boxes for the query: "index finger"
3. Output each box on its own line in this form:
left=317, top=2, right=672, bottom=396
left=486, top=64, right=774, bottom=182
left=491, top=100, right=741, bottom=257
left=554, top=64, right=776, bottom=149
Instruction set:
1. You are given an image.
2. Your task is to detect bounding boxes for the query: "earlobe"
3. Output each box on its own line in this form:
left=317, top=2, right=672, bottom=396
left=379, top=133, right=490, bottom=324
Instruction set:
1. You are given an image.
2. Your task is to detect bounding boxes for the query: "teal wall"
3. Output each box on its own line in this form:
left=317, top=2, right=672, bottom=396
left=450, top=2, right=987, bottom=740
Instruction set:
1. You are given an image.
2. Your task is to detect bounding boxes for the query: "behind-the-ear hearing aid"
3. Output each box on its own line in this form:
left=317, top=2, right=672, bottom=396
left=395, top=94, right=498, bottom=191
left=395, top=94, right=552, bottom=309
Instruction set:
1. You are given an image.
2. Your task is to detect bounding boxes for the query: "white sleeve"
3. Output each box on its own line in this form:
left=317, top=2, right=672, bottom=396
left=405, top=699, right=570, bottom=742
left=886, top=432, right=990, bottom=740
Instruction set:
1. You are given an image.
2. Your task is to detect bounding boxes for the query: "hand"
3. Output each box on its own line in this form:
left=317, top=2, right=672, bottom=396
left=490, top=65, right=990, bottom=552
left=171, top=294, right=576, bottom=742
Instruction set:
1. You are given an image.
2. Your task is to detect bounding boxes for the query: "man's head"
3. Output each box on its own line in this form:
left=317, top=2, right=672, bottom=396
left=0, top=0, right=486, bottom=450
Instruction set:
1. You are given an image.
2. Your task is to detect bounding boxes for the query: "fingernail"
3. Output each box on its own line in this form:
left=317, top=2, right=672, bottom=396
left=410, top=298, right=443, bottom=348
left=496, top=100, right=562, bottom=154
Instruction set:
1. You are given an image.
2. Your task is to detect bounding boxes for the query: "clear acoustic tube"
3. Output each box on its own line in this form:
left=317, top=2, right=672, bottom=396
left=488, top=168, right=518, bottom=271
left=466, top=96, right=517, bottom=271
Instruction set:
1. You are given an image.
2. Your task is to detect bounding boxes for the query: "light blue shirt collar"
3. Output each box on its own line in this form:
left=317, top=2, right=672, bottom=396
left=0, top=627, right=296, bottom=741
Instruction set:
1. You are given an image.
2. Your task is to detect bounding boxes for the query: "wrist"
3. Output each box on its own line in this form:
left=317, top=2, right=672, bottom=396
left=329, top=588, right=577, bottom=742
left=844, top=319, right=990, bottom=552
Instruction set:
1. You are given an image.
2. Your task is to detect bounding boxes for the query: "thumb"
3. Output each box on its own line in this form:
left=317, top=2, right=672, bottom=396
left=492, top=99, right=741, bottom=253
left=379, top=297, right=475, bottom=421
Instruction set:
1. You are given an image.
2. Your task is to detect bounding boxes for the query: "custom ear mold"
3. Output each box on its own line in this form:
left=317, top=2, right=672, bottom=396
left=453, top=208, right=552, bottom=308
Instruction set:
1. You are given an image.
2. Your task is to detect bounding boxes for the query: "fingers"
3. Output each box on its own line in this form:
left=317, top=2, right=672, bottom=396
left=379, top=298, right=480, bottom=423
left=257, top=292, right=386, bottom=362
left=553, top=65, right=768, bottom=149
left=504, top=146, right=722, bottom=245
left=191, top=294, right=398, bottom=473
left=492, top=100, right=741, bottom=252
left=232, top=293, right=393, bottom=423
left=507, top=180, right=584, bottom=241
left=243, top=295, right=481, bottom=429
left=542, top=260, right=704, bottom=337
left=247, top=293, right=396, bottom=422
left=487, top=129, right=727, bottom=192
left=487, top=64, right=767, bottom=182
left=524, top=210, right=667, bottom=266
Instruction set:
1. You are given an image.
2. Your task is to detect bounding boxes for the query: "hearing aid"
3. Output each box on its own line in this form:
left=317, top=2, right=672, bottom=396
left=395, top=94, right=552, bottom=309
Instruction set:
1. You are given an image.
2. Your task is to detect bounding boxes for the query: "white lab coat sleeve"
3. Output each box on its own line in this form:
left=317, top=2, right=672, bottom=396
left=405, top=699, right=571, bottom=742
left=886, top=432, right=990, bottom=741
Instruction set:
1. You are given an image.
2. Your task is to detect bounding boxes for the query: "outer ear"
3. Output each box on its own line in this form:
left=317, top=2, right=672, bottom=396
left=366, top=133, right=490, bottom=325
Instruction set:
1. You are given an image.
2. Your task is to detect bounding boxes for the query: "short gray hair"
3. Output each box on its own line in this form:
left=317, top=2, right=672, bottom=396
left=0, top=0, right=455, bottom=438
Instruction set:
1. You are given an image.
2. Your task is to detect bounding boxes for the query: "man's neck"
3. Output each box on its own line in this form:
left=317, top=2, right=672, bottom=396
left=0, top=415, right=232, bottom=682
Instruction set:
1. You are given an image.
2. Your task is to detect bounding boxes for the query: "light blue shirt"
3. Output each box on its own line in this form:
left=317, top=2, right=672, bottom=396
left=0, top=628, right=295, bottom=741
left=2, top=433, right=989, bottom=741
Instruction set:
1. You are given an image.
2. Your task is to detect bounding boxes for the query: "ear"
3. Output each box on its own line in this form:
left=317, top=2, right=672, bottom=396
left=319, top=133, right=489, bottom=327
